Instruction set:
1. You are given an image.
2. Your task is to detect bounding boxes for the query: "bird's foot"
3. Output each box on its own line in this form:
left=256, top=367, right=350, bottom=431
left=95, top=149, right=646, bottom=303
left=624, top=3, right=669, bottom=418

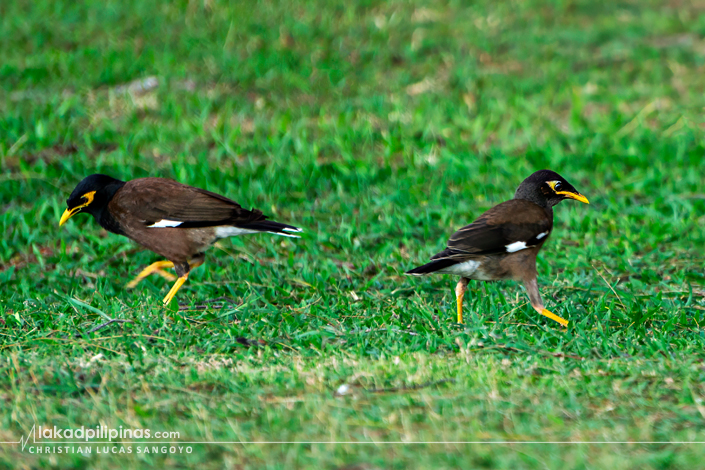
left=154, top=269, right=177, bottom=282
left=539, top=308, right=569, bottom=327
left=127, top=260, right=176, bottom=288
left=162, top=275, right=188, bottom=305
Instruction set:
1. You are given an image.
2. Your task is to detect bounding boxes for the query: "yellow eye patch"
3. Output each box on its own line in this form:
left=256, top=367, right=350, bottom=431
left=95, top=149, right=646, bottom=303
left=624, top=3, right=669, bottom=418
left=82, top=191, right=96, bottom=205
left=547, top=181, right=589, bottom=204
left=547, top=181, right=562, bottom=192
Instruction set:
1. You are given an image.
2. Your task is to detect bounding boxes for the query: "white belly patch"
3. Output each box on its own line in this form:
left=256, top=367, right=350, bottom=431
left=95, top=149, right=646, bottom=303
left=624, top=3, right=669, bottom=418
left=214, top=227, right=259, bottom=238
left=439, top=260, right=481, bottom=277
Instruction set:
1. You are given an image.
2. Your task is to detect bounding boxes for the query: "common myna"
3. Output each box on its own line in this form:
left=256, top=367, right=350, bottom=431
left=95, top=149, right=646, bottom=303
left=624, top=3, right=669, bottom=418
left=406, top=170, right=588, bottom=327
left=59, top=174, right=301, bottom=304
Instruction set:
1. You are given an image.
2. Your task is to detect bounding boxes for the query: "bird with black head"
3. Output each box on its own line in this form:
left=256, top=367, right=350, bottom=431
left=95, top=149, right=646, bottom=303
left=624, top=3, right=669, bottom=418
left=406, top=170, right=589, bottom=327
left=60, top=174, right=302, bottom=305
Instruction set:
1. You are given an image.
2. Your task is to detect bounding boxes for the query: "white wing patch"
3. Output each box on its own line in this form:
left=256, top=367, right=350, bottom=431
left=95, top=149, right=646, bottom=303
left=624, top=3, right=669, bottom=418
left=536, top=231, right=549, bottom=240
left=147, top=219, right=183, bottom=228
left=505, top=241, right=528, bottom=253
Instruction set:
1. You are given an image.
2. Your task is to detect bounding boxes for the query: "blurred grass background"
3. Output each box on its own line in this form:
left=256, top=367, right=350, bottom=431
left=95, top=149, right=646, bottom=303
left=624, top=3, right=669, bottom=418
left=1, top=0, right=705, bottom=467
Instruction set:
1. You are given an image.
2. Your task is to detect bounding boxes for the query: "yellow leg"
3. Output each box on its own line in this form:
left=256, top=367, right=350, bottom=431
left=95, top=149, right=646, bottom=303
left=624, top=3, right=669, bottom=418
left=160, top=258, right=204, bottom=305
left=539, top=308, right=569, bottom=327
left=162, top=274, right=188, bottom=305
left=455, top=278, right=468, bottom=324
left=457, top=294, right=464, bottom=324
left=524, top=278, right=569, bottom=327
left=126, top=260, right=176, bottom=288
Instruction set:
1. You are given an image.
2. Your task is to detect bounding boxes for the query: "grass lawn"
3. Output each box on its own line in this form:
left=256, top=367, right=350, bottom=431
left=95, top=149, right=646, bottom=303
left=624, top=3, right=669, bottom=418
left=2, top=0, right=705, bottom=467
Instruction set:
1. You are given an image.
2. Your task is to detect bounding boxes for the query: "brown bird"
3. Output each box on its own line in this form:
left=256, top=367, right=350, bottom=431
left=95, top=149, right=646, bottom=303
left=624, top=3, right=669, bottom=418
left=59, top=174, right=301, bottom=304
left=406, top=170, right=589, bottom=326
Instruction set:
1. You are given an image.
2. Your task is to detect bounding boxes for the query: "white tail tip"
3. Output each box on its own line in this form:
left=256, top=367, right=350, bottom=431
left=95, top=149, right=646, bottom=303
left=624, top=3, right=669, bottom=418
left=269, top=231, right=301, bottom=238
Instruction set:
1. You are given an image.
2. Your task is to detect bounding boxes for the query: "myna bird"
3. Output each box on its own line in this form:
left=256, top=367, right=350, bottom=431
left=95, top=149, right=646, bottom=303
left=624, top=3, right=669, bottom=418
left=59, top=174, right=302, bottom=304
left=406, top=170, right=588, bottom=327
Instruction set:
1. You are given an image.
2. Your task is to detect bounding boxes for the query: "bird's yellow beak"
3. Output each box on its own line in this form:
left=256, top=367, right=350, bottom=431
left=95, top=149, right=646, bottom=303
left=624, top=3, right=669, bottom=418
left=59, top=207, right=79, bottom=226
left=59, top=190, right=96, bottom=226
left=558, top=191, right=590, bottom=204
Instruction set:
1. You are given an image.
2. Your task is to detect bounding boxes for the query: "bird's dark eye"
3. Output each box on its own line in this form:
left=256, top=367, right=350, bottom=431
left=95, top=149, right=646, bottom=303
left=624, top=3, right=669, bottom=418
left=554, top=181, right=562, bottom=191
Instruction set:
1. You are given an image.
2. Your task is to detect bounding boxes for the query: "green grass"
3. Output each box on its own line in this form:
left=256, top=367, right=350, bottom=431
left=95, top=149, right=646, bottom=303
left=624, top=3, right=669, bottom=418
left=2, top=0, right=705, bottom=467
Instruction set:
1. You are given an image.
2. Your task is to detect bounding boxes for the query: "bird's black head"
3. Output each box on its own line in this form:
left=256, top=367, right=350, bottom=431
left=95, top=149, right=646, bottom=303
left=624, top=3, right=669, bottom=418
left=514, top=169, right=589, bottom=208
left=59, top=174, right=126, bottom=226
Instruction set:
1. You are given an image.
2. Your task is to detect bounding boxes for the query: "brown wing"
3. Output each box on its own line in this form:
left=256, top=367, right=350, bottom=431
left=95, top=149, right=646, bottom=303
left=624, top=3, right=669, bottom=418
left=431, top=199, right=552, bottom=261
left=110, top=177, right=266, bottom=227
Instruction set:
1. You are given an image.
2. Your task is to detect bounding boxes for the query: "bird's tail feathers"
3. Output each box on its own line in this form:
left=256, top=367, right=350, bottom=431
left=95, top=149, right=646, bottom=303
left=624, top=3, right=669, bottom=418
left=239, top=220, right=303, bottom=238
left=405, top=258, right=459, bottom=276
